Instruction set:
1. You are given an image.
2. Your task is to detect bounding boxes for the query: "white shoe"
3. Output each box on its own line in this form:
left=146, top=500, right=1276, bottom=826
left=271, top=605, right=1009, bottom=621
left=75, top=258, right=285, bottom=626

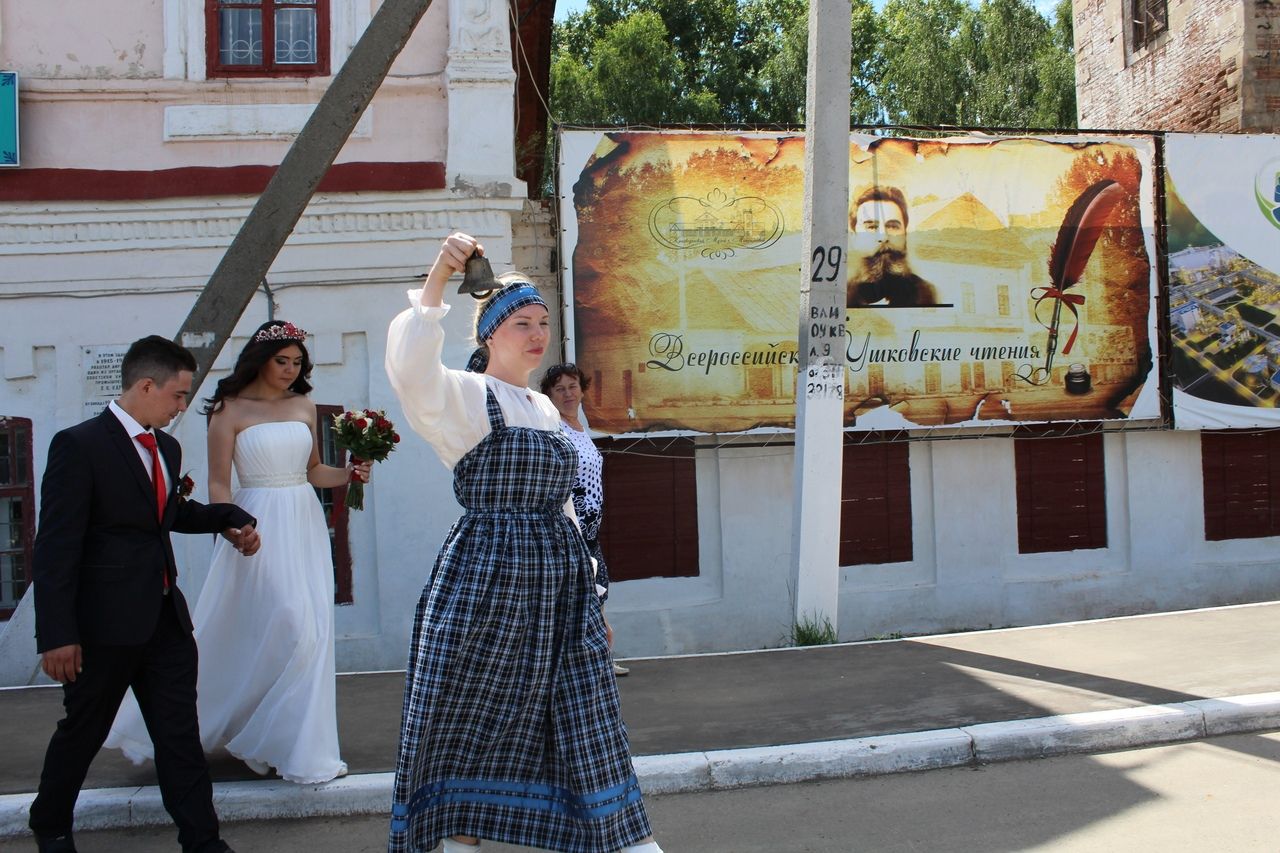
left=244, top=757, right=271, bottom=776
left=613, top=662, right=630, bottom=677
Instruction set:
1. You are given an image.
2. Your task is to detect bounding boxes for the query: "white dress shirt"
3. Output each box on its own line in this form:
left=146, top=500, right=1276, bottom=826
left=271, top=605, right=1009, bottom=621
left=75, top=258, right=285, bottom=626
left=109, top=400, right=170, bottom=495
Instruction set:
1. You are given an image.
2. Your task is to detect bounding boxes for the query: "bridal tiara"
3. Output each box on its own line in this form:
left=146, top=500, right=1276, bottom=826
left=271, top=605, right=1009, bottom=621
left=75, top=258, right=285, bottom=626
left=253, top=322, right=308, bottom=343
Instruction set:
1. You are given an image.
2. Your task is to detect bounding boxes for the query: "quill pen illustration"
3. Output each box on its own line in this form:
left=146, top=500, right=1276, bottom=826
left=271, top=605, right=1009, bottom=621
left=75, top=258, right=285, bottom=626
left=1019, top=179, right=1126, bottom=385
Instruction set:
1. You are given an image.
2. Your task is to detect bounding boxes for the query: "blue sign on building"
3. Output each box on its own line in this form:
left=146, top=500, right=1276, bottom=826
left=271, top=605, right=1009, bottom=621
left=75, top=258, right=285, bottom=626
left=0, top=72, right=18, bottom=167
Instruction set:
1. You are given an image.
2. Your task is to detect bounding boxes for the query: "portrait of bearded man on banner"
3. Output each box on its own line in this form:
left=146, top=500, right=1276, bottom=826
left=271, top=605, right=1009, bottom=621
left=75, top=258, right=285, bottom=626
left=847, top=185, right=942, bottom=308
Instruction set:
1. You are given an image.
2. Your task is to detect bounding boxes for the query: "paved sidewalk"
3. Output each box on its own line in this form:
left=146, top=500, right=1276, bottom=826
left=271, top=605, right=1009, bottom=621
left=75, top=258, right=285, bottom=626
left=3, top=601, right=1279, bottom=836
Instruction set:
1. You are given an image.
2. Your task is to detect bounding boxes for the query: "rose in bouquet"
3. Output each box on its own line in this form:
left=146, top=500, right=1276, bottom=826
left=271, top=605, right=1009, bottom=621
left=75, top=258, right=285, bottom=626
left=331, top=408, right=400, bottom=510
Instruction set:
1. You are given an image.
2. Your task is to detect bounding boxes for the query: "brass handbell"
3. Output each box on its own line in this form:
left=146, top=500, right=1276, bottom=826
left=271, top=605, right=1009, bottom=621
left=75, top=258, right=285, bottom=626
left=458, top=253, right=497, bottom=299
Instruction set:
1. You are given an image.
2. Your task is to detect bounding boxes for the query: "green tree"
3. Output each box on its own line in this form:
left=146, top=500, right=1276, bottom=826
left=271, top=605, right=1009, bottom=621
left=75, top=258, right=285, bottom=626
left=758, top=0, right=883, bottom=126
left=1029, top=0, right=1078, bottom=128
left=962, top=0, right=1054, bottom=126
left=550, top=0, right=1077, bottom=130
left=754, top=6, right=807, bottom=125
left=878, top=0, right=1076, bottom=129
left=738, top=0, right=808, bottom=123
left=551, top=10, right=720, bottom=125
left=961, top=0, right=1078, bottom=128
left=554, top=0, right=842, bottom=126
left=848, top=0, right=886, bottom=125
left=878, top=0, right=974, bottom=126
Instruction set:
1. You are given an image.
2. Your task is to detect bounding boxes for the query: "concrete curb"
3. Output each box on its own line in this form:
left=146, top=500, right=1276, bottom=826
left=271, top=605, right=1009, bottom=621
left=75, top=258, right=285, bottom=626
left=4, top=692, right=1279, bottom=838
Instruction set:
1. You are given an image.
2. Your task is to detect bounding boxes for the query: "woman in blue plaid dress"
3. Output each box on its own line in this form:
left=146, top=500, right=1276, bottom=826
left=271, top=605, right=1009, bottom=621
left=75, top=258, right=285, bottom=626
left=385, top=233, right=661, bottom=853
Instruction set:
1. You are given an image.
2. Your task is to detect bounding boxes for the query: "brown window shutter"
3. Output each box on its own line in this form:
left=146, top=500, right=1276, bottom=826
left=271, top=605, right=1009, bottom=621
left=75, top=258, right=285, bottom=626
left=1202, top=430, right=1280, bottom=541
left=599, top=439, right=699, bottom=582
left=840, top=440, right=913, bottom=566
left=1015, top=433, right=1107, bottom=553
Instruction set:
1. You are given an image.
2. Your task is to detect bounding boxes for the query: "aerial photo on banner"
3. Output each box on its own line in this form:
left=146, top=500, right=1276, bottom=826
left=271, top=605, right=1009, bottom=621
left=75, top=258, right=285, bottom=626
left=1166, top=133, right=1280, bottom=429
left=559, top=130, right=1161, bottom=435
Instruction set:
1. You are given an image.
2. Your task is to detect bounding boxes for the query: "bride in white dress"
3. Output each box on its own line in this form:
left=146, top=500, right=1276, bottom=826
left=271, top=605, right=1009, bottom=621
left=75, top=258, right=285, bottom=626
left=105, top=320, right=370, bottom=784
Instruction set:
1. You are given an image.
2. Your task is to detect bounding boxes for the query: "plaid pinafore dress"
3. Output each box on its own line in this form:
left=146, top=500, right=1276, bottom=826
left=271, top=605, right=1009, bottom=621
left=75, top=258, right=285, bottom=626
left=389, top=388, right=652, bottom=853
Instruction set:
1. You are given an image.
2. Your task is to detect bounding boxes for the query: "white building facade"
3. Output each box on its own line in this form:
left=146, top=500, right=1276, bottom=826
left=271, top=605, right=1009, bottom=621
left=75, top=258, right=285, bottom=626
left=2, top=2, right=1279, bottom=687
left=0, top=0, right=557, bottom=683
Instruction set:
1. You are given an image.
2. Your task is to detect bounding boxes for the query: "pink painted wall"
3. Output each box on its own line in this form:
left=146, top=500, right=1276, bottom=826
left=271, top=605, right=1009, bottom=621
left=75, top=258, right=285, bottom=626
left=0, top=0, right=450, bottom=172
left=2, top=0, right=165, bottom=78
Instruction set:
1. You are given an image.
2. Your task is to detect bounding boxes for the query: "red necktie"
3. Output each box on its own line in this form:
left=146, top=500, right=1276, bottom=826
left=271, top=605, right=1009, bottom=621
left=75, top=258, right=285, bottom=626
left=136, top=432, right=170, bottom=592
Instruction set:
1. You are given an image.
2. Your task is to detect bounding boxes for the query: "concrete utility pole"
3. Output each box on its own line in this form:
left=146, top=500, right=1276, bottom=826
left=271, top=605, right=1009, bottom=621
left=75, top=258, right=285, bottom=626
left=174, top=0, right=438, bottom=392
left=791, top=0, right=852, bottom=638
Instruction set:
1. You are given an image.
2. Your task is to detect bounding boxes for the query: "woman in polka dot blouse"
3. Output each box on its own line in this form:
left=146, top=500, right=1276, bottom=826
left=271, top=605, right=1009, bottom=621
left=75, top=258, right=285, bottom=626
left=541, top=363, right=629, bottom=677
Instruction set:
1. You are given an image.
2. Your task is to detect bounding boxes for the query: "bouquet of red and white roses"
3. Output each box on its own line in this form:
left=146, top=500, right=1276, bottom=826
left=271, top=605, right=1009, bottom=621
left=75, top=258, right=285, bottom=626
left=331, top=408, right=400, bottom=510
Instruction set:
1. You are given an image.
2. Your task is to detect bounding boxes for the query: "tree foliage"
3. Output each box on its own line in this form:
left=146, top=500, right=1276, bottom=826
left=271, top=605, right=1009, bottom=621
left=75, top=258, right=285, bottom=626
left=550, top=0, right=1077, bottom=130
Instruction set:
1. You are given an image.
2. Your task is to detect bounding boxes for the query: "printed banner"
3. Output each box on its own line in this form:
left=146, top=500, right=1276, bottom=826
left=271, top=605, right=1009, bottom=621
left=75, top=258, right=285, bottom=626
left=560, top=131, right=1161, bottom=435
left=1166, top=133, right=1280, bottom=429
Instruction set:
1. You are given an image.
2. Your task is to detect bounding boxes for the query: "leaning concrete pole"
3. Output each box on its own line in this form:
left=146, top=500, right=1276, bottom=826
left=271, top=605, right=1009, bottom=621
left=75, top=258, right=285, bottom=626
left=791, top=0, right=852, bottom=638
left=174, top=0, right=438, bottom=392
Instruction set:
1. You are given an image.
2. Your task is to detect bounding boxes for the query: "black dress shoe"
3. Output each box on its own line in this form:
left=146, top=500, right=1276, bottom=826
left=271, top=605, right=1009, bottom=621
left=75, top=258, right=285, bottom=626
left=189, top=839, right=235, bottom=853
left=33, top=833, right=78, bottom=853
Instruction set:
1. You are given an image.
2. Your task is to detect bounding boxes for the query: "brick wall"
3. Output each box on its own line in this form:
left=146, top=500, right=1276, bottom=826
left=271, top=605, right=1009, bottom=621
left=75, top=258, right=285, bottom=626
left=1242, top=2, right=1280, bottom=130
left=1074, top=0, right=1249, bottom=131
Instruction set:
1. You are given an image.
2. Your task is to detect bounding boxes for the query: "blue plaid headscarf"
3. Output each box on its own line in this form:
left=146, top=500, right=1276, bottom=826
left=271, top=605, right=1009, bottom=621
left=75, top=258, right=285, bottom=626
left=467, top=280, right=547, bottom=372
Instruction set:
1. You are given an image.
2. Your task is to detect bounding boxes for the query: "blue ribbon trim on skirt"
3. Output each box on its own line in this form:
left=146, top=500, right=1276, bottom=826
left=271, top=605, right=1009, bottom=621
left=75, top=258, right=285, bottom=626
left=389, top=774, right=643, bottom=831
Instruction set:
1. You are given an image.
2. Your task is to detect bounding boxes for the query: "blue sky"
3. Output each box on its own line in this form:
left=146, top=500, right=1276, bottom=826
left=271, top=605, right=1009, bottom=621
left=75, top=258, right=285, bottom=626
left=553, top=0, right=1062, bottom=22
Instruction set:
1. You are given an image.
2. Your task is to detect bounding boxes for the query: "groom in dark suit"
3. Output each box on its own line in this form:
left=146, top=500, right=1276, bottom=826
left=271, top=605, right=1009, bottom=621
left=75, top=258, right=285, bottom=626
left=28, top=335, right=261, bottom=853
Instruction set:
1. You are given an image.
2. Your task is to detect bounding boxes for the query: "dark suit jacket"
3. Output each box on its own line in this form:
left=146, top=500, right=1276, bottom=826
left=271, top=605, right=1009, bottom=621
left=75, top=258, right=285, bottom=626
left=32, top=409, right=255, bottom=653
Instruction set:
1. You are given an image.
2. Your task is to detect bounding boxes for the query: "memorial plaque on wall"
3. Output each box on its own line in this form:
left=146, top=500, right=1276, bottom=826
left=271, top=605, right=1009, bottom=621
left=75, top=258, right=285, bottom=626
left=83, top=345, right=128, bottom=418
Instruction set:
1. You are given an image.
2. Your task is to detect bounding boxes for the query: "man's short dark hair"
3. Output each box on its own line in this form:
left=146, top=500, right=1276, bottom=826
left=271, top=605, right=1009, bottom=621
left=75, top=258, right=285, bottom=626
left=121, top=335, right=197, bottom=390
left=852, top=185, right=909, bottom=230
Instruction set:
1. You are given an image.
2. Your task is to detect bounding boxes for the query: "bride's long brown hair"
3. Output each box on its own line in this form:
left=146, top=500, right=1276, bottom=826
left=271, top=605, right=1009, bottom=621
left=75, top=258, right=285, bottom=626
left=202, top=321, right=315, bottom=416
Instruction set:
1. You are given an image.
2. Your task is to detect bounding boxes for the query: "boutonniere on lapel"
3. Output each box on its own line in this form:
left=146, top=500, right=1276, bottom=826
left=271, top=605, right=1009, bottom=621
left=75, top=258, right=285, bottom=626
left=177, top=472, right=196, bottom=501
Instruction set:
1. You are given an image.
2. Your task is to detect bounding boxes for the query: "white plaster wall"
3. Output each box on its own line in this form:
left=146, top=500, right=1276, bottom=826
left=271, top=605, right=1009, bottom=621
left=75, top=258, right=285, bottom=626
left=8, top=250, right=1280, bottom=677
left=836, top=430, right=1280, bottom=645
left=0, top=190, right=530, bottom=683
left=606, top=427, right=1280, bottom=659
left=0, top=0, right=543, bottom=682
left=3, top=180, right=1279, bottom=670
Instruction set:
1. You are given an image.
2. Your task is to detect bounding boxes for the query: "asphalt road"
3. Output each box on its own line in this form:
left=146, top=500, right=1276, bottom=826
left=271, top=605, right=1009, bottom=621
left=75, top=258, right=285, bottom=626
left=59, top=729, right=1280, bottom=852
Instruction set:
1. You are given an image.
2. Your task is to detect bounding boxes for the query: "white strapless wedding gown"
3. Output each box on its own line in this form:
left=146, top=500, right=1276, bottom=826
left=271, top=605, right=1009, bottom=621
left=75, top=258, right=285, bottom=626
left=105, top=421, right=347, bottom=783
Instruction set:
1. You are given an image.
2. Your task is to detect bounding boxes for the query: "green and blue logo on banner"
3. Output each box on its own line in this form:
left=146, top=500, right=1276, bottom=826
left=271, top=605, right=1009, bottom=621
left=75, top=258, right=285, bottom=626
left=1257, top=156, right=1280, bottom=231
left=0, top=72, right=17, bottom=167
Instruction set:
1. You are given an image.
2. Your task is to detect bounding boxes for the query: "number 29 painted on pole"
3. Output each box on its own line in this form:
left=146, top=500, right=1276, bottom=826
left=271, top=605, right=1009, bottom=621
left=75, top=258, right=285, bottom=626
left=803, top=243, right=846, bottom=395
left=810, top=245, right=843, bottom=282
